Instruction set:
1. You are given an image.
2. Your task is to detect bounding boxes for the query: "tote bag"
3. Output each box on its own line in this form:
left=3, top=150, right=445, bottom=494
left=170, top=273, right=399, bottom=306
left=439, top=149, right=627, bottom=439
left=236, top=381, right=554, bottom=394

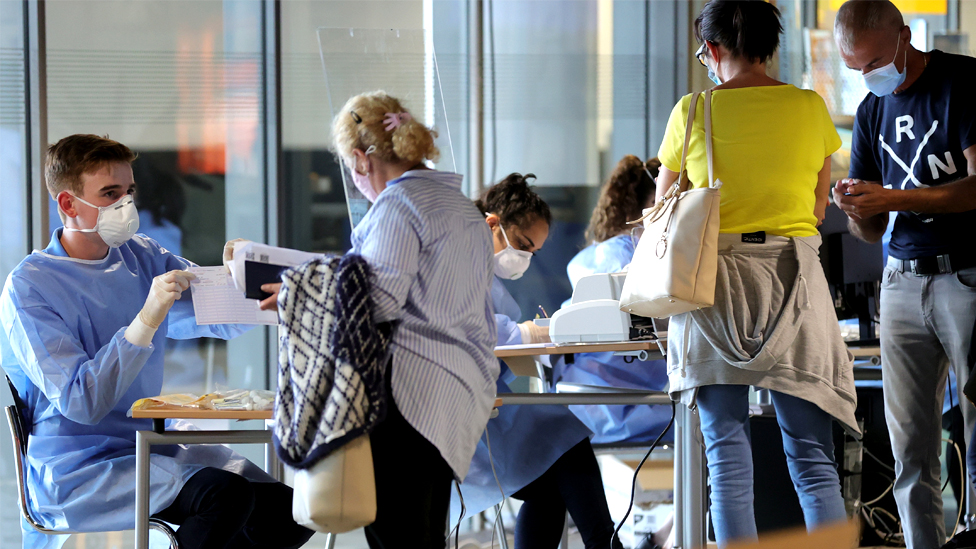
left=292, top=434, right=377, bottom=533
left=619, top=90, right=722, bottom=318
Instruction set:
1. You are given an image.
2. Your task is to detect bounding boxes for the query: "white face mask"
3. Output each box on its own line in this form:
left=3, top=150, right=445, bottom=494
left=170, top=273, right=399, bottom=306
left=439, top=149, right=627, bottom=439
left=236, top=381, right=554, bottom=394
left=493, top=221, right=532, bottom=280
left=63, top=194, right=140, bottom=248
left=863, top=35, right=907, bottom=97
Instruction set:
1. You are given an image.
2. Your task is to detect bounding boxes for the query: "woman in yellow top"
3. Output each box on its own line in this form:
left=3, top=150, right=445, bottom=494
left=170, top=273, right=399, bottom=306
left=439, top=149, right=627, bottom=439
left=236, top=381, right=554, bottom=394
left=654, top=1, right=857, bottom=546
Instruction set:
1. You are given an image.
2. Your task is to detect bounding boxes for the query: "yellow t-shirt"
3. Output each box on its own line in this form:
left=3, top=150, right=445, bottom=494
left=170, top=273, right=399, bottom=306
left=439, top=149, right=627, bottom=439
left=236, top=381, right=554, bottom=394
left=658, top=85, right=841, bottom=237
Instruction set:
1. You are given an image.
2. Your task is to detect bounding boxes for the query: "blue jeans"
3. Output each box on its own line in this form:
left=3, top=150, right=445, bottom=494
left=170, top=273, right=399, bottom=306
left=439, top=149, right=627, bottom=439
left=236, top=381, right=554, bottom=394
left=697, top=385, right=847, bottom=547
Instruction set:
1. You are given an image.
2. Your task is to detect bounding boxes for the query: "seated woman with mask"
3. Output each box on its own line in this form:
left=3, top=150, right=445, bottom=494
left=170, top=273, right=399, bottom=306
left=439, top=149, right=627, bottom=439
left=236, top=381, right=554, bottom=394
left=554, top=155, right=674, bottom=445
left=453, top=174, right=623, bottom=549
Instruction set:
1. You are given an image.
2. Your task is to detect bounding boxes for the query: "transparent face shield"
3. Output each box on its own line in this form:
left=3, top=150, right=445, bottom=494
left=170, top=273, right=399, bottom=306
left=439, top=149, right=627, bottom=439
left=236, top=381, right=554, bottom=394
left=317, top=28, right=457, bottom=229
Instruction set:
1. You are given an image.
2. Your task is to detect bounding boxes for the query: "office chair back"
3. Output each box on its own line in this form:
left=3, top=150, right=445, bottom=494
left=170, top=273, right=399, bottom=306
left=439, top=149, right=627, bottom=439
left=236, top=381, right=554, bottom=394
left=4, top=376, right=179, bottom=546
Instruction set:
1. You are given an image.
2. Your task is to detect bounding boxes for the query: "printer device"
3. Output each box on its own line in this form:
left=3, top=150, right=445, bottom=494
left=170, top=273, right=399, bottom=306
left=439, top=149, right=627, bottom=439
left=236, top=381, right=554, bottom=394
left=548, top=272, right=660, bottom=344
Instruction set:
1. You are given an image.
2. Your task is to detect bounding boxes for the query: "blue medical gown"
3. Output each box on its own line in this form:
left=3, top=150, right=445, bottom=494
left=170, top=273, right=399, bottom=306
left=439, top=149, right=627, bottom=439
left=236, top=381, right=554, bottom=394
left=554, top=235, right=673, bottom=444
left=450, top=277, right=592, bottom=522
left=0, top=231, right=271, bottom=549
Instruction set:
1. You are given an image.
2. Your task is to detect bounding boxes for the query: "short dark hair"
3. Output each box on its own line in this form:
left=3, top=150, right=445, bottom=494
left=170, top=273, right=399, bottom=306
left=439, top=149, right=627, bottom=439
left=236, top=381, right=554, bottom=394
left=475, top=173, right=552, bottom=232
left=694, top=0, right=783, bottom=65
left=834, top=0, right=905, bottom=54
left=45, top=134, right=136, bottom=199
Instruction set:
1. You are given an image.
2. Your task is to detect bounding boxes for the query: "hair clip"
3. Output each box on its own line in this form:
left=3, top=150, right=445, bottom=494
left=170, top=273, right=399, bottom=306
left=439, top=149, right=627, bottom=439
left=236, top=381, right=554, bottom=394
left=383, top=112, right=412, bottom=131
left=350, top=111, right=363, bottom=124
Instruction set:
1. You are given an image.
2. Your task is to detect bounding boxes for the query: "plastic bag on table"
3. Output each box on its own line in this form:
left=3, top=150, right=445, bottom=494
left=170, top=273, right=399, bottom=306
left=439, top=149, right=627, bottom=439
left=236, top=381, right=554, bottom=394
left=202, top=385, right=275, bottom=411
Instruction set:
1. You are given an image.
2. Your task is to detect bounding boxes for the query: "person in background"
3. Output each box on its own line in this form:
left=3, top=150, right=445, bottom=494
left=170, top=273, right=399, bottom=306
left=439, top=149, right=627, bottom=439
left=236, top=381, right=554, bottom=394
left=261, top=91, right=498, bottom=549
left=832, top=1, right=976, bottom=547
left=132, top=157, right=186, bottom=255
left=0, top=134, right=312, bottom=549
left=555, top=155, right=674, bottom=446
left=656, top=2, right=857, bottom=546
left=453, top=174, right=622, bottom=549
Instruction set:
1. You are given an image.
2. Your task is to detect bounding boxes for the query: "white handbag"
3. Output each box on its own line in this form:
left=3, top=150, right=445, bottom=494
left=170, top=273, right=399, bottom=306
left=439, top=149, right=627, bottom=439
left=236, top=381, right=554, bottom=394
left=292, top=434, right=377, bottom=533
left=619, top=90, right=722, bottom=318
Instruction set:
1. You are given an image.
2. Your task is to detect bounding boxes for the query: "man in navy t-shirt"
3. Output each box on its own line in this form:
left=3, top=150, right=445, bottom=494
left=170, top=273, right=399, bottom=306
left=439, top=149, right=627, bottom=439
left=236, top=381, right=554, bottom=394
left=834, top=2, right=976, bottom=548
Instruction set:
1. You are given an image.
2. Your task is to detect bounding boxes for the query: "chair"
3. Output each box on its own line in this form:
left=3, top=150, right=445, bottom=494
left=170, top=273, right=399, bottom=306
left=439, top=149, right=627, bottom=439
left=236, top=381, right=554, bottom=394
left=4, top=376, right=180, bottom=547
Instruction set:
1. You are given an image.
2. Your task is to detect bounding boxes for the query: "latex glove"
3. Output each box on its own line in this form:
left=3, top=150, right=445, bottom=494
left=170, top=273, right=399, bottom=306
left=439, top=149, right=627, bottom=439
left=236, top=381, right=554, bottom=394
left=518, top=320, right=551, bottom=345
left=222, top=238, right=250, bottom=273
left=126, top=270, right=196, bottom=347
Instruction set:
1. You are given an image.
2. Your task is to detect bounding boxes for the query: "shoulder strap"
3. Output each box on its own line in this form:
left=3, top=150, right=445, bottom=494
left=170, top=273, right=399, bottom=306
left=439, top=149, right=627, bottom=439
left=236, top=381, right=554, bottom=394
left=676, top=92, right=700, bottom=194
left=704, top=89, right=714, bottom=188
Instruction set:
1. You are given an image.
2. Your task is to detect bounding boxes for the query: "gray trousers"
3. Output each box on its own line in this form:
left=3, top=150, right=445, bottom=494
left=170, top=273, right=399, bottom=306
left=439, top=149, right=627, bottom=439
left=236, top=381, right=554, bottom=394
left=881, top=258, right=976, bottom=549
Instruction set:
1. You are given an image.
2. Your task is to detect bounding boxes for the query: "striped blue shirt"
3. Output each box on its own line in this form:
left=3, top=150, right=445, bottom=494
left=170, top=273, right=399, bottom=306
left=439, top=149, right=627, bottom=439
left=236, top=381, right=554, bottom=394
left=351, top=170, right=498, bottom=479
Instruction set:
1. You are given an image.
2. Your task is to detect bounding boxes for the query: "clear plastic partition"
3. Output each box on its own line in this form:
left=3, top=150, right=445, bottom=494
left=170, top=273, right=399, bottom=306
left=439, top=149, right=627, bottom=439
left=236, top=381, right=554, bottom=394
left=317, top=28, right=456, bottom=228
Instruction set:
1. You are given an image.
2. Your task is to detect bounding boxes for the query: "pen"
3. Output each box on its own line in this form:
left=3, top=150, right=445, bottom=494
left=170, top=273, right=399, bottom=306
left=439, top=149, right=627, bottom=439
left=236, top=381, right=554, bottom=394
left=537, top=305, right=549, bottom=318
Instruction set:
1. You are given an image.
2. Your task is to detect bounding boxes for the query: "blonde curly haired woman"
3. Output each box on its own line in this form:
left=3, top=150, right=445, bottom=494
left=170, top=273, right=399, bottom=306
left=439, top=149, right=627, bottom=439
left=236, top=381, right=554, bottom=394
left=263, top=91, right=498, bottom=548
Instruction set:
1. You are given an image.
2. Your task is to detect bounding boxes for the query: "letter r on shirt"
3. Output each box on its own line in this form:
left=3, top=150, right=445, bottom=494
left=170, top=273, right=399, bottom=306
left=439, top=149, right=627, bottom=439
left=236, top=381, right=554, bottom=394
left=896, top=115, right=916, bottom=143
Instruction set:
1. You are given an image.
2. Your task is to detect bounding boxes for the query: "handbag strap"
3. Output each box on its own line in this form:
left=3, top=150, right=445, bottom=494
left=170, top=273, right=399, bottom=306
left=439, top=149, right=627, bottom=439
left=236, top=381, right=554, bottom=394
left=704, top=89, right=714, bottom=188
left=675, top=92, right=701, bottom=194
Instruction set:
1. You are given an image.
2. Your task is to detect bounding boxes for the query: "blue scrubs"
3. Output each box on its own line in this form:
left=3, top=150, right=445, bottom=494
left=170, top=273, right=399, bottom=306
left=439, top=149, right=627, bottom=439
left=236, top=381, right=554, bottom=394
left=451, top=277, right=592, bottom=522
left=0, top=231, right=271, bottom=549
left=555, top=235, right=673, bottom=444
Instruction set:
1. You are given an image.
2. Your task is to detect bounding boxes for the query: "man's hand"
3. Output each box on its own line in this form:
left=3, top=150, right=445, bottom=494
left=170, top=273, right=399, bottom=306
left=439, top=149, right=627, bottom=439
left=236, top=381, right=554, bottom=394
left=259, top=283, right=281, bottom=311
left=833, top=179, right=893, bottom=220
left=831, top=179, right=889, bottom=243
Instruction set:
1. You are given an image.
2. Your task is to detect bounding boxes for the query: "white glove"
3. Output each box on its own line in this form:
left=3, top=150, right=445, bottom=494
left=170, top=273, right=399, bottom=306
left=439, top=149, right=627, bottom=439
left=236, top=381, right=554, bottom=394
left=222, top=238, right=250, bottom=273
left=518, top=320, right=551, bottom=345
left=125, top=270, right=196, bottom=346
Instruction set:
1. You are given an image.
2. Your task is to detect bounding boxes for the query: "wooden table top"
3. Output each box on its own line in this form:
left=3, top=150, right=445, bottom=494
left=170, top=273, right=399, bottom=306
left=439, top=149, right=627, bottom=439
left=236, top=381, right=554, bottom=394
left=130, top=407, right=272, bottom=420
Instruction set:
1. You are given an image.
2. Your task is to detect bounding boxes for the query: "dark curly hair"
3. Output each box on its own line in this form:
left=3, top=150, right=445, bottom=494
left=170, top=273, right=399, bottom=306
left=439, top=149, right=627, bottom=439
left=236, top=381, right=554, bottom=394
left=475, top=173, right=552, bottom=231
left=586, top=156, right=660, bottom=244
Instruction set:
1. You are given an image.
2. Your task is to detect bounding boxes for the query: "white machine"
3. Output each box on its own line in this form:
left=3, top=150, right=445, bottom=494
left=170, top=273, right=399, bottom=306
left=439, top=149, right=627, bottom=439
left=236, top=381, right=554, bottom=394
left=549, top=272, right=660, bottom=344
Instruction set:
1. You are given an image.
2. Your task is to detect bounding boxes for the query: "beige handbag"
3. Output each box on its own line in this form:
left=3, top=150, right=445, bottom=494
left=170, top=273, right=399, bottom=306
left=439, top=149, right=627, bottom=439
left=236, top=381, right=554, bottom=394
left=291, top=434, right=377, bottom=533
left=619, top=90, right=722, bottom=318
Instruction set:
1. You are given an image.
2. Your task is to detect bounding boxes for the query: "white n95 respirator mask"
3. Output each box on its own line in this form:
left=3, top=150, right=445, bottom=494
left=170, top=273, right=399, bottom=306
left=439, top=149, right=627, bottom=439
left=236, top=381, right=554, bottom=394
left=493, top=222, right=532, bottom=280
left=63, top=194, right=140, bottom=248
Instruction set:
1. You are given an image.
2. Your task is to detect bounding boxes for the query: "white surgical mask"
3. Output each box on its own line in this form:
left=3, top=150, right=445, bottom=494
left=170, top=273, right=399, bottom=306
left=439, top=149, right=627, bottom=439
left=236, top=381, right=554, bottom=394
left=63, top=194, right=140, bottom=248
left=863, top=35, right=907, bottom=97
left=492, top=220, right=532, bottom=280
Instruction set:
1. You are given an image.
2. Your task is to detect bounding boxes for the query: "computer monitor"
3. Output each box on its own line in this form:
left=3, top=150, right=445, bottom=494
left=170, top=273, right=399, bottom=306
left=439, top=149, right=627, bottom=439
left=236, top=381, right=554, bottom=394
left=819, top=203, right=884, bottom=342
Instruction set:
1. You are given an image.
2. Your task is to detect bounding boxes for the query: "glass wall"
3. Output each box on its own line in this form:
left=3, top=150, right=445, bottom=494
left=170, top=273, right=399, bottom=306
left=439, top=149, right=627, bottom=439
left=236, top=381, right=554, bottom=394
left=1, top=1, right=270, bottom=546
left=0, top=3, right=27, bottom=546
left=42, top=0, right=269, bottom=396
left=485, top=0, right=689, bottom=324
left=280, top=0, right=690, bottom=321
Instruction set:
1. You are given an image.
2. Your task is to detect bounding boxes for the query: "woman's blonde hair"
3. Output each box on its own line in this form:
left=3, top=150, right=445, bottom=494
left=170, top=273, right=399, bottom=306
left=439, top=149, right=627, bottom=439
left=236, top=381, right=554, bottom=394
left=331, top=91, right=440, bottom=166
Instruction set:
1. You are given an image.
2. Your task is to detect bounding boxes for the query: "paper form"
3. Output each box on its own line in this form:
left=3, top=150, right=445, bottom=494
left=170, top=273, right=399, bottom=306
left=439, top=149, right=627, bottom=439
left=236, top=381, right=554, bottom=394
left=188, top=267, right=279, bottom=325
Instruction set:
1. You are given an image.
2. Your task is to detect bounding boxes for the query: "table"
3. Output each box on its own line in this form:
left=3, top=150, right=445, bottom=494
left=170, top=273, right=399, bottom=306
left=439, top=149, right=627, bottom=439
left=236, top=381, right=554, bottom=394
left=130, top=407, right=280, bottom=549
left=493, top=340, right=707, bottom=549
